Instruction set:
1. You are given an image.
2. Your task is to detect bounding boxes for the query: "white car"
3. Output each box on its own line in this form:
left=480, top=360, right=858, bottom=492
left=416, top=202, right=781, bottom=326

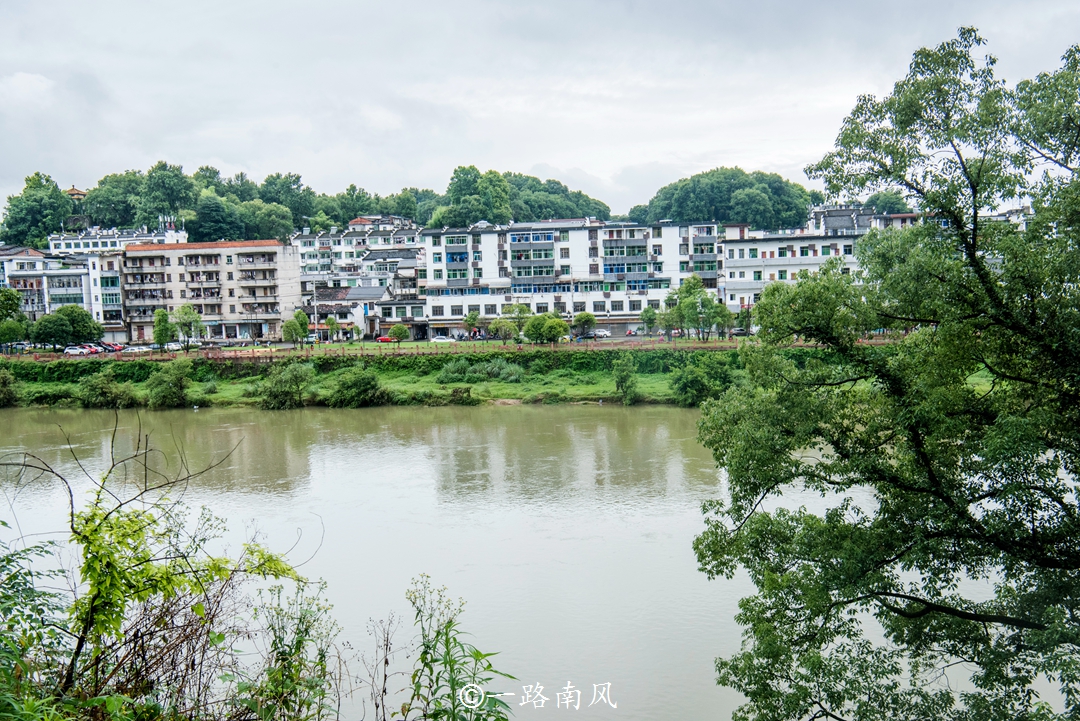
left=593, top=328, right=612, bottom=338
left=165, top=342, right=184, bottom=352
left=121, top=345, right=152, bottom=354
left=63, top=346, right=89, bottom=356
left=430, top=336, right=455, bottom=343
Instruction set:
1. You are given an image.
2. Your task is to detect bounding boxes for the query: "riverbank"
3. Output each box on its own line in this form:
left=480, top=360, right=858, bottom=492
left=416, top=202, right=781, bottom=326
left=0, top=347, right=830, bottom=409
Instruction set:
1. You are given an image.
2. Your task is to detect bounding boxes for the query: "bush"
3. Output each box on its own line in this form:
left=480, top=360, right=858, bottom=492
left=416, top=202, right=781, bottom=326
left=258, top=363, right=314, bottom=410
left=75, top=368, right=139, bottom=409
left=19, top=383, right=77, bottom=406
left=437, top=357, right=523, bottom=384
left=670, top=354, right=734, bottom=407
left=448, top=387, right=480, bottom=405
left=324, top=366, right=385, bottom=408
left=0, top=369, right=16, bottom=407
left=612, top=353, right=639, bottom=406
left=146, top=358, right=192, bottom=410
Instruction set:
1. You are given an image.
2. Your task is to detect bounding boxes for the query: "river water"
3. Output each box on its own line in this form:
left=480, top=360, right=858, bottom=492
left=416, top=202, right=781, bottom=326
left=1, top=405, right=749, bottom=719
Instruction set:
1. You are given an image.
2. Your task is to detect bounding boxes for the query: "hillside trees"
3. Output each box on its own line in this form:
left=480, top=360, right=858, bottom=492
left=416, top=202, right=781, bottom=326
left=694, top=29, right=1080, bottom=721
left=0, top=172, right=74, bottom=248
left=642, top=167, right=811, bottom=229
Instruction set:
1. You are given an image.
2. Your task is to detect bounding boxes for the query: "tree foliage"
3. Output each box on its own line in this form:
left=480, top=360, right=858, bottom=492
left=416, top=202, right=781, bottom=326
left=55, top=304, right=103, bottom=344
left=697, top=29, right=1080, bottom=721
left=259, top=362, right=314, bottom=410
left=146, top=358, right=192, bottom=409
left=642, top=167, right=812, bottom=229
left=0, top=172, right=73, bottom=248
left=153, top=308, right=177, bottom=347
left=30, top=313, right=72, bottom=350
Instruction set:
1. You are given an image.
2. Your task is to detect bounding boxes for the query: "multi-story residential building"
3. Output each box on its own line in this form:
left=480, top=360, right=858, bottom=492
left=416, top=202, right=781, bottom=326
left=122, top=240, right=301, bottom=343
left=419, top=219, right=718, bottom=336
left=47, top=228, right=188, bottom=255
left=0, top=249, right=127, bottom=341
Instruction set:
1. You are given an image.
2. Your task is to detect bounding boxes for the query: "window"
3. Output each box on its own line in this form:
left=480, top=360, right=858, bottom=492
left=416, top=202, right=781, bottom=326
left=822, top=246, right=831, bottom=256
left=227, top=272, right=233, bottom=280
left=432, top=253, right=442, bottom=263
left=535, top=303, right=549, bottom=313
left=800, top=246, right=810, bottom=257
left=447, top=252, right=468, bottom=263
left=431, top=236, right=441, bottom=246
left=753, top=271, right=762, bottom=281
left=749, top=248, right=758, bottom=259
left=433, top=270, right=443, bottom=280
left=573, top=302, right=586, bottom=312
left=473, top=251, right=482, bottom=261
left=560, top=247, right=570, bottom=259
left=843, top=244, right=854, bottom=255
left=485, top=304, right=497, bottom=315
left=467, top=304, right=480, bottom=314
left=652, top=244, right=662, bottom=255
left=593, top=301, right=605, bottom=312
left=230, top=305, right=236, bottom=313
left=679, top=261, right=689, bottom=272
left=652, top=262, right=663, bottom=272
left=180, top=290, right=186, bottom=298
left=450, top=305, right=463, bottom=315
left=446, top=235, right=468, bottom=245
left=554, top=302, right=566, bottom=313
left=778, top=248, right=788, bottom=257
left=472, top=234, right=482, bottom=244
left=560, top=231, right=569, bottom=242
left=431, top=305, right=445, bottom=316
left=610, top=301, right=624, bottom=311
left=418, top=269, right=427, bottom=279
left=588, top=229, right=598, bottom=240
left=396, top=307, right=408, bottom=318
left=588, top=247, right=599, bottom=258
left=778, top=270, right=787, bottom=280
left=738, top=249, right=745, bottom=259
left=841, top=267, right=851, bottom=275
left=412, top=306, right=424, bottom=317
left=382, top=307, right=393, bottom=318
left=629, top=300, right=641, bottom=312
left=739, top=271, right=746, bottom=278
left=589, top=264, right=599, bottom=275
left=226, top=256, right=233, bottom=264
left=499, top=267, right=509, bottom=277
left=679, top=244, right=689, bottom=255
left=228, top=288, right=235, bottom=296
left=473, top=268, right=483, bottom=278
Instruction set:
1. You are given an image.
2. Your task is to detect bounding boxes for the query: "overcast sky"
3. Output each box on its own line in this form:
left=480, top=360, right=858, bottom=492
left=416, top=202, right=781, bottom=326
left=1, top=1, right=1077, bottom=214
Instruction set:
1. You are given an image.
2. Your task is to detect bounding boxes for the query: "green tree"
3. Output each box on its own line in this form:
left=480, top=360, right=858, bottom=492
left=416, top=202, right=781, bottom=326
left=153, top=308, right=177, bottom=348
left=224, top=171, right=261, bottom=202
left=136, top=161, right=195, bottom=227
left=864, top=189, right=911, bottom=214
left=54, top=305, right=103, bottom=344
left=237, top=199, right=293, bottom=241
left=697, top=29, right=1080, bottom=721
left=281, top=318, right=304, bottom=346
left=75, top=368, right=138, bottom=409
left=84, top=170, right=145, bottom=228
left=259, top=173, right=314, bottom=229
left=0, top=368, right=16, bottom=406
left=507, top=304, right=532, bottom=333
left=30, top=313, right=72, bottom=350
left=0, top=319, right=24, bottom=347
left=259, top=362, right=314, bottom=410
left=388, top=323, right=409, bottom=345
left=0, top=288, right=21, bottom=321
left=293, top=309, right=311, bottom=341
left=324, top=316, right=340, bottom=341
left=0, top=172, right=73, bottom=248
left=572, top=311, right=596, bottom=335
left=643, top=167, right=811, bottom=228
left=639, top=305, right=657, bottom=334
left=611, top=353, right=638, bottom=405
left=146, top=358, right=191, bottom=409
left=487, top=318, right=517, bottom=341
left=172, top=303, right=204, bottom=351
left=728, top=186, right=775, bottom=229
left=462, top=310, right=481, bottom=335
left=189, top=190, right=244, bottom=242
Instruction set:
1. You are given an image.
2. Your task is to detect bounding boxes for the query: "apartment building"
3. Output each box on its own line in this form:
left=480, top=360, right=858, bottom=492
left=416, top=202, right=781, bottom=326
left=122, top=240, right=301, bottom=343
left=47, top=228, right=188, bottom=255
left=417, top=219, right=721, bottom=335
left=0, top=248, right=127, bottom=341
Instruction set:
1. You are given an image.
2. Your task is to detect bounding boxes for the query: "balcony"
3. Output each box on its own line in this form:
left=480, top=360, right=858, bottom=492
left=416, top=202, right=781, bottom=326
left=238, top=275, right=277, bottom=285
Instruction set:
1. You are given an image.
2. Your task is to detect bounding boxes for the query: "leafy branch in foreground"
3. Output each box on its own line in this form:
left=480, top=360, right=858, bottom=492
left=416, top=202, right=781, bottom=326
left=696, top=28, right=1080, bottom=721
left=0, top=416, right=349, bottom=721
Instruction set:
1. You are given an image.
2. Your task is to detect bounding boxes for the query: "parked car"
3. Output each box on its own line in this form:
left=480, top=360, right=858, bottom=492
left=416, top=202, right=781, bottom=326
left=165, top=342, right=184, bottom=352
left=63, top=346, right=89, bottom=356
left=375, top=335, right=395, bottom=343
left=730, top=327, right=750, bottom=337
left=594, top=328, right=612, bottom=338
left=121, top=345, right=152, bottom=354
left=625, top=329, right=638, bottom=336
left=305, top=334, right=319, bottom=343
left=81, top=344, right=105, bottom=354
left=430, top=336, right=454, bottom=343
left=99, top=342, right=124, bottom=352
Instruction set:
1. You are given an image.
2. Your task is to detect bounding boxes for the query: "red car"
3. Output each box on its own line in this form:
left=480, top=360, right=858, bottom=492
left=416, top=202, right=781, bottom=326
left=375, top=336, right=395, bottom=343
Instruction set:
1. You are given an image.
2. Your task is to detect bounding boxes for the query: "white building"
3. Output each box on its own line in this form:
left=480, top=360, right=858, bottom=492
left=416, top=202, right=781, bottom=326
left=46, top=228, right=189, bottom=255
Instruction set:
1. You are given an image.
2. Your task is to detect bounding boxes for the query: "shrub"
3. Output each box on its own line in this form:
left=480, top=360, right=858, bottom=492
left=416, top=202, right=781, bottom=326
left=324, top=366, right=384, bottom=408
left=437, top=357, right=523, bottom=384
left=203, top=380, right=218, bottom=395
left=19, top=383, right=77, bottom=406
left=0, top=369, right=16, bottom=407
left=258, top=363, right=314, bottom=410
left=146, top=358, right=192, bottom=410
left=448, top=387, right=480, bottom=405
left=75, top=368, right=139, bottom=409
left=670, top=354, right=734, bottom=407
left=612, top=353, right=638, bottom=406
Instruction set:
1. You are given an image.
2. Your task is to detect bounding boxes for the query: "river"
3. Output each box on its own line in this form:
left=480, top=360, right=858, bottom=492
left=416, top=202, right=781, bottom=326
left=1, top=405, right=748, bottom=719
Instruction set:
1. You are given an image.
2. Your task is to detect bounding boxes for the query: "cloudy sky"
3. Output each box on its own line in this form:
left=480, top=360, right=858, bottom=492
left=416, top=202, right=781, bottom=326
left=1, top=0, right=1077, bottom=214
